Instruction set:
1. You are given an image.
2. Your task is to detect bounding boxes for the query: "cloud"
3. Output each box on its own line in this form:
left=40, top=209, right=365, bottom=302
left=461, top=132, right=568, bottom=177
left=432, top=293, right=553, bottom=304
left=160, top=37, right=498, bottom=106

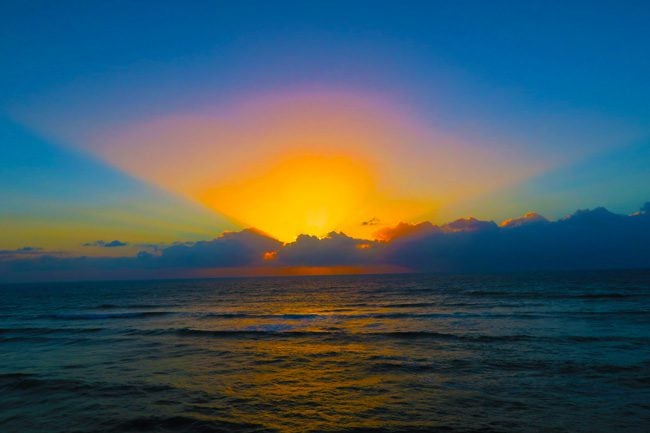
left=83, top=240, right=128, bottom=248
left=441, top=217, right=498, bottom=233
left=361, top=217, right=380, bottom=226
left=500, top=212, right=548, bottom=228
left=0, top=246, right=44, bottom=259
left=382, top=207, right=650, bottom=272
left=374, top=221, right=441, bottom=242
left=2, top=202, right=650, bottom=282
left=157, top=228, right=281, bottom=268
left=276, top=232, right=379, bottom=266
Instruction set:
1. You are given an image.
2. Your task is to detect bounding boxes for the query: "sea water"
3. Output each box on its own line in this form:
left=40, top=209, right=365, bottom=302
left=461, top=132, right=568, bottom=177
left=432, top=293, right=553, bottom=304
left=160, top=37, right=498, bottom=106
left=1, top=271, right=649, bottom=432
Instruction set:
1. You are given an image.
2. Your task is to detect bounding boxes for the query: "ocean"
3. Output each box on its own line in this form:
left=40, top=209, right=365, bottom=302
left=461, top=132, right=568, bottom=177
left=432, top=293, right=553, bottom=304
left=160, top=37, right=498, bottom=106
left=1, top=271, right=649, bottom=433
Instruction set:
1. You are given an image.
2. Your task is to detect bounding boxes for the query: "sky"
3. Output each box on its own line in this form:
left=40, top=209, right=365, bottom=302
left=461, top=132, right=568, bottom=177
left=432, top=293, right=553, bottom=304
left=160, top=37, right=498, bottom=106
left=1, top=1, right=650, bottom=280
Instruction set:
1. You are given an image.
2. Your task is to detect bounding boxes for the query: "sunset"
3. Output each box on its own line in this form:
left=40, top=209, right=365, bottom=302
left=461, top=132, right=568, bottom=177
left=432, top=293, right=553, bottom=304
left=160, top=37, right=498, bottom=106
left=1, top=1, right=649, bottom=432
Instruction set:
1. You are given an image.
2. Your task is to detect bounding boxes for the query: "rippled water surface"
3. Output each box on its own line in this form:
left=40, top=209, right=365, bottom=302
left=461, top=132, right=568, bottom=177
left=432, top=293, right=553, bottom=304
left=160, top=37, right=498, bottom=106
left=1, top=271, right=649, bottom=432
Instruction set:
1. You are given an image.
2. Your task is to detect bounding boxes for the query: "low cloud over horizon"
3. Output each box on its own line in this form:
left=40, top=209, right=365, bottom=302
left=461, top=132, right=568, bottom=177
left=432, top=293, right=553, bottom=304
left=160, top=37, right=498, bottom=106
left=2, top=203, right=649, bottom=283
left=82, top=240, right=129, bottom=248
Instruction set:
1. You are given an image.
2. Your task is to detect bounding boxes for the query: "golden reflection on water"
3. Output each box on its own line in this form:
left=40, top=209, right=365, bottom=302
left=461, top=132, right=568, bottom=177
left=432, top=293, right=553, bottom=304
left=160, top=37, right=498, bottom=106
left=223, top=339, right=395, bottom=432
left=86, top=277, right=511, bottom=431
left=151, top=306, right=447, bottom=432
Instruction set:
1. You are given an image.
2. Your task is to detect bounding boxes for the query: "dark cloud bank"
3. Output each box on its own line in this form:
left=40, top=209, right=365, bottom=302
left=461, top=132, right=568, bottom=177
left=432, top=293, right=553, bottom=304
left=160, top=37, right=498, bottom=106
left=1, top=204, right=649, bottom=282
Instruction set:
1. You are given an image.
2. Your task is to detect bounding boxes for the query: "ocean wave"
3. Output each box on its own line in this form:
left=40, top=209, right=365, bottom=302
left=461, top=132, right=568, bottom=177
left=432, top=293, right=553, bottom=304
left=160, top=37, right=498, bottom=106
left=91, top=303, right=174, bottom=310
left=352, top=312, right=550, bottom=320
left=309, top=426, right=498, bottom=433
left=464, top=290, right=645, bottom=300
left=198, top=311, right=548, bottom=321
left=0, top=326, right=107, bottom=344
left=571, top=293, right=633, bottom=299
left=42, top=311, right=176, bottom=320
left=36, top=309, right=648, bottom=324
left=0, top=327, right=104, bottom=335
left=200, top=312, right=250, bottom=318
left=368, top=361, right=438, bottom=373
left=139, top=328, right=650, bottom=345
left=378, top=302, right=440, bottom=308
left=173, top=328, right=324, bottom=338
left=136, top=327, right=508, bottom=341
left=0, top=373, right=177, bottom=396
left=103, top=416, right=276, bottom=433
left=368, top=331, right=539, bottom=342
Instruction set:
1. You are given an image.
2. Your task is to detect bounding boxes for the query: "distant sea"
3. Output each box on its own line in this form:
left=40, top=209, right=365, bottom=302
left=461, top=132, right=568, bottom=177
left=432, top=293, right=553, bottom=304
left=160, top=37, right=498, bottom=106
left=1, top=271, right=649, bottom=433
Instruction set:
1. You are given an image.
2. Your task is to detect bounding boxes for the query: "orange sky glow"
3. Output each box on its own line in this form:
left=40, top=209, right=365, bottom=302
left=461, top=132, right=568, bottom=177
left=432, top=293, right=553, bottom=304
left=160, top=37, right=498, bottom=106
left=76, top=91, right=541, bottom=242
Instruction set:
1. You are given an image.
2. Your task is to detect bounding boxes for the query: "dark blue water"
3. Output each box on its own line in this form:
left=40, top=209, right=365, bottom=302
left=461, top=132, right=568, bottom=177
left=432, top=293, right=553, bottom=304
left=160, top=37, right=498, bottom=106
left=1, top=271, right=649, bottom=432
